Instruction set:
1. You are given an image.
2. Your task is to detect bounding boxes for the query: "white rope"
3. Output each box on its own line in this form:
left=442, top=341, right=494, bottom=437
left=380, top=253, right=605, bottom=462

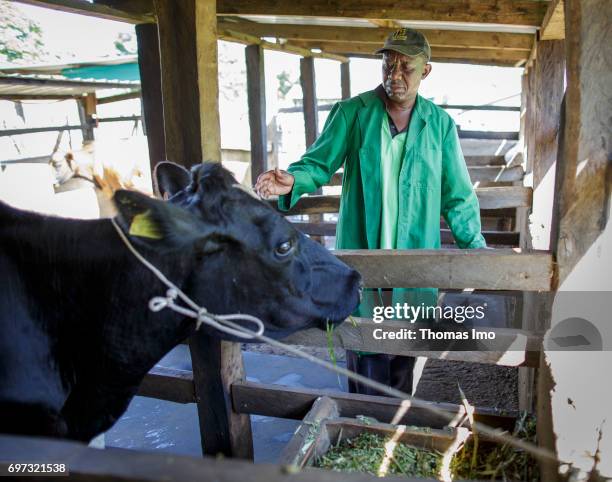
left=110, top=216, right=560, bottom=466
left=110, top=217, right=264, bottom=340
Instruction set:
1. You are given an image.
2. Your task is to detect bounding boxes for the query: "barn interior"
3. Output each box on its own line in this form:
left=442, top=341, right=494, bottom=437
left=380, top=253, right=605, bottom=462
left=0, top=0, right=610, bottom=481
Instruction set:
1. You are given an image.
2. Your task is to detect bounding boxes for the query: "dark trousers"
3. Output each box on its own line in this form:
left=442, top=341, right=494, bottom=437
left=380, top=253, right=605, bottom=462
left=346, top=351, right=416, bottom=396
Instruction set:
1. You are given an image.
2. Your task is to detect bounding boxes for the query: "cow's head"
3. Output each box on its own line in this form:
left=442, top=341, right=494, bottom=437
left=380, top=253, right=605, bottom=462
left=113, top=162, right=362, bottom=340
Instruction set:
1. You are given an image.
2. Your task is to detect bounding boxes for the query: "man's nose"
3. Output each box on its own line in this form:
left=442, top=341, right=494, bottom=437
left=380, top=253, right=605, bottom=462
left=390, top=65, right=402, bottom=80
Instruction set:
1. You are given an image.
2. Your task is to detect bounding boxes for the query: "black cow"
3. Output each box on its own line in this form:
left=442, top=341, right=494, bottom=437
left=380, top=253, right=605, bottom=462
left=0, top=162, right=361, bottom=442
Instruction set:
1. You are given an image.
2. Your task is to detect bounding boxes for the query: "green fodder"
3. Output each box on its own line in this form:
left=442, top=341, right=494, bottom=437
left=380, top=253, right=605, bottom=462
left=315, top=431, right=442, bottom=478
left=451, top=411, right=540, bottom=482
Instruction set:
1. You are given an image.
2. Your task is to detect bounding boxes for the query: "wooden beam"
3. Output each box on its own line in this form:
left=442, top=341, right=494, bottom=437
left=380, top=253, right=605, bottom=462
left=270, top=187, right=532, bottom=214
left=283, top=318, right=542, bottom=367
left=218, top=29, right=349, bottom=63
left=232, top=381, right=517, bottom=430
left=329, top=165, right=524, bottom=186
left=291, top=41, right=529, bottom=65
left=0, top=75, right=138, bottom=91
left=216, top=1, right=548, bottom=27
left=245, top=44, right=267, bottom=182
left=138, top=366, right=195, bottom=403
left=189, top=334, right=253, bottom=459
left=76, top=92, right=96, bottom=142
left=0, top=94, right=75, bottom=101
left=218, top=20, right=534, bottom=52
left=465, top=155, right=506, bottom=166
left=96, top=90, right=141, bottom=105
left=12, top=0, right=154, bottom=23
left=541, top=0, right=565, bottom=40
left=136, top=23, right=166, bottom=173
left=0, top=433, right=414, bottom=482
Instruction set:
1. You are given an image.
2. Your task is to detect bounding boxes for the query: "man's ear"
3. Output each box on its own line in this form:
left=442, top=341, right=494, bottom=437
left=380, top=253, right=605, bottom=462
left=422, top=63, right=432, bottom=80
left=154, top=161, right=191, bottom=199
left=113, top=189, right=209, bottom=248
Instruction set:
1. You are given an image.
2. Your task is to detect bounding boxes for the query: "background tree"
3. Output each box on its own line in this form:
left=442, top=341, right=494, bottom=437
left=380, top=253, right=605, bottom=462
left=0, top=0, right=46, bottom=64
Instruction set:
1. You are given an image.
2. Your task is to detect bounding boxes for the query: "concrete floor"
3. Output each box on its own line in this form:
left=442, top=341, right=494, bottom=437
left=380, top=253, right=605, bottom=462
left=105, top=346, right=348, bottom=463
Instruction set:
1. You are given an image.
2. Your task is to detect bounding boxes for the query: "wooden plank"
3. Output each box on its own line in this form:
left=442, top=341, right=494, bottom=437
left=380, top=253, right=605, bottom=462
left=465, top=155, right=506, bottom=166
left=96, top=90, right=142, bottom=105
left=138, top=366, right=195, bottom=403
left=540, top=0, right=565, bottom=40
left=13, top=0, right=154, bottom=23
left=189, top=334, right=253, bottom=459
left=291, top=41, right=529, bottom=66
left=246, top=44, right=267, bottom=182
left=232, top=381, right=517, bottom=430
left=292, top=222, right=519, bottom=246
left=0, top=75, right=138, bottom=90
left=0, top=93, right=74, bottom=101
left=282, top=318, right=542, bottom=367
left=340, top=61, right=351, bottom=100
left=136, top=23, right=166, bottom=173
left=335, top=249, right=552, bottom=290
left=0, top=434, right=418, bottom=482
left=329, top=165, right=524, bottom=186
left=217, top=20, right=534, bottom=52
left=533, top=40, right=565, bottom=189
left=278, top=397, right=339, bottom=467
left=270, top=187, right=532, bottom=214
left=217, top=1, right=547, bottom=26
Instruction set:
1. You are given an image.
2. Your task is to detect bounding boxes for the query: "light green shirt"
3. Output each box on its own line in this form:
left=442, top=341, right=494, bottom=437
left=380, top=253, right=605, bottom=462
left=379, top=117, right=408, bottom=249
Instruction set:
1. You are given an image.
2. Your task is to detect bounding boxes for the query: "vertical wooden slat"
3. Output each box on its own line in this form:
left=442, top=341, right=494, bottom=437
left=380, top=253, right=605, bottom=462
left=136, top=22, right=166, bottom=174
left=300, top=56, right=322, bottom=241
left=189, top=334, right=253, bottom=459
left=340, top=61, right=351, bottom=100
left=300, top=56, right=318, bottom=149
left=77, top=93, right=96, bottom=142
left=246, top=44, right=267, bottom=183
left=195, top=0, right=221, bottom=163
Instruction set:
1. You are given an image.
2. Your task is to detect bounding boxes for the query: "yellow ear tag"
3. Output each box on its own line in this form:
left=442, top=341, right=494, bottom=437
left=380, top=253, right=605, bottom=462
left=129, top=211, right=163, bottom=239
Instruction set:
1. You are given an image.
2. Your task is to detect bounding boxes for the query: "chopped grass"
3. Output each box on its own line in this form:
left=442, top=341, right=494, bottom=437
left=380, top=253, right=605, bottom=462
left=315, top=431, right=442, bottom=478
left=451, top=411, right=540, bottom=482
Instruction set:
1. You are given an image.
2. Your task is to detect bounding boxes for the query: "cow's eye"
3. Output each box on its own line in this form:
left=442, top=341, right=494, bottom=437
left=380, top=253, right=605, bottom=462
left=275, top=240, right=293, bottom=257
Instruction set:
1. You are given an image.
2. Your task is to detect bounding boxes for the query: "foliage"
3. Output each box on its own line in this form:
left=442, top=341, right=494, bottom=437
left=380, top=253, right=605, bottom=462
left=0, top=0, right=46, bottom=64
left=276, top=70, right=298, bottom=99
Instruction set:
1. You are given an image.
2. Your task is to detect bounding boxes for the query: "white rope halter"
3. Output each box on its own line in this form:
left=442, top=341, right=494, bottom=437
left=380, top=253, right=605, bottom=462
left=110, top=217, right=265, bottom=340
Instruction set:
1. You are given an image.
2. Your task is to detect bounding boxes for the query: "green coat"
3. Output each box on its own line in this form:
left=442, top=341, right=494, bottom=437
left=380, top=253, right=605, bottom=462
left=279, top=88, right=486, bottom=251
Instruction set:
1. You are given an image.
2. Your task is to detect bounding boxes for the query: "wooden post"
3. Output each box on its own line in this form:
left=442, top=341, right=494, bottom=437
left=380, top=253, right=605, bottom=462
left=300, top=56, right=318, bottom=149
left=340, top=61, right=351, bottom=100
left=77, top=93, right=96, bottom=142
left=539, top=1, right=612, bottom=479
left=156, top=0, right=249, bottom=460
left=136, top=22, right=166, bottom=174
left=156, top=0, right=221, bottom=168
left=245, top=44, right=267, bottom=183
left=189, top=334, right=253, bottom=459
left=299, top=56, right=324, bottom=240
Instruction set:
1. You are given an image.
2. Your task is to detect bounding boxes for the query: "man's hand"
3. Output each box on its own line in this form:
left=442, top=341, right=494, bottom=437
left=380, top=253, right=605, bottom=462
left=255, top=167, right=295, bottom=199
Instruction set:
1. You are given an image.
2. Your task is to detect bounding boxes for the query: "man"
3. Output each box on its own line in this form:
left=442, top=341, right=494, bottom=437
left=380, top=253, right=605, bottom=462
left=255, top=28, right=486, bottom=395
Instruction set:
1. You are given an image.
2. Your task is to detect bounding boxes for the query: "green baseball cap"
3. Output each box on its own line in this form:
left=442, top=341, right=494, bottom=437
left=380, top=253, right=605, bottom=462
left=375, top=27, right=431, bottom=61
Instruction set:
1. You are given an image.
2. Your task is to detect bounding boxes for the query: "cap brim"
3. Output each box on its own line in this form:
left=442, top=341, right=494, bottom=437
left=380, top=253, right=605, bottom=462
left=375, top=46, right=427, bottom=58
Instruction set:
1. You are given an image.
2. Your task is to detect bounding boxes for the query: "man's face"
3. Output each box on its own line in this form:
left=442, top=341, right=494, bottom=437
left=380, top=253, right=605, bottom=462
left=382, top=51, right=431, bottom=104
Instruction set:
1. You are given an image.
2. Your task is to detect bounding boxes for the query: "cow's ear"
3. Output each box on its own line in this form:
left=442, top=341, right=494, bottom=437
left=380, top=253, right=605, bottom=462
left=154, top=162, right=191, bottom=199
left=113, top=189, right=208, bottom=248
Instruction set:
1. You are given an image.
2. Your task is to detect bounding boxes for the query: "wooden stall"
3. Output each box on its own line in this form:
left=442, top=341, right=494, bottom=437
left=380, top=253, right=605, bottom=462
left=6, top=0, right=612, bottom=480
